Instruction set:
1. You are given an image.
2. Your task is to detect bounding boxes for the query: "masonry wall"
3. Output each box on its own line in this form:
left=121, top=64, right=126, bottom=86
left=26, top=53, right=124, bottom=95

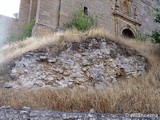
left=1, top=0, right=160, bottom=40
left=59, top=0, right=160, bottom=35
left=33, top=0, right=60, bottom=36
left=29, top=0, right=38, bottom=22
left=135, top=0, right=160, bottom=34
left=59, top=0, right=115, bottom=34
left=17, top=0, right=38, bottom=27
left=12, top=0, right=37, bottom=33
left=33, top=0, right=160, bottom=37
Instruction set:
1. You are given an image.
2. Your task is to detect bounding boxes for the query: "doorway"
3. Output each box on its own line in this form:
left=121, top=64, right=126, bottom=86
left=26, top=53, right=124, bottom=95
left=122, top=29, right=135, bottom=38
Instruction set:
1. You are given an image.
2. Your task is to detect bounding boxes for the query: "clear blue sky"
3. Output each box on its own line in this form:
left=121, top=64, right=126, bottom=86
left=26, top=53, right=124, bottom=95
left=0, top=0, right=20, bottom=17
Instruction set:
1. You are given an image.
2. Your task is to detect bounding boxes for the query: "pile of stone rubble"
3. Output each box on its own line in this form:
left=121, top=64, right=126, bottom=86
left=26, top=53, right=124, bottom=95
left=4, top=37, right=148, bottom=89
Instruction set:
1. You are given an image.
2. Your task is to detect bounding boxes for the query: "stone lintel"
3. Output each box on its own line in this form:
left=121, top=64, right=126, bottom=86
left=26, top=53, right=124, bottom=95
left=113, top=10, right=141, bottom=26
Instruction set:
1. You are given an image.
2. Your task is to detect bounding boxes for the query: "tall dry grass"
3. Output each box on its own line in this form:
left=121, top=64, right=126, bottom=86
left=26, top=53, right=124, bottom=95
left=0, top=28, right=159, bottom=113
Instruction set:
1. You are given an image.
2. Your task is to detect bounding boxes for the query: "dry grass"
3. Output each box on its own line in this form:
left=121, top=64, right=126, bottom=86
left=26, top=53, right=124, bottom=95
left=0, top=28, right=159, bottom=113
left=0, top=28, right=120, bottom=63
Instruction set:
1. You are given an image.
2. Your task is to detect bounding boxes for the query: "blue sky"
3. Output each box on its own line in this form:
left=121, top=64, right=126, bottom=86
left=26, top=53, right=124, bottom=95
left=0, top=0, right=20, bottom=17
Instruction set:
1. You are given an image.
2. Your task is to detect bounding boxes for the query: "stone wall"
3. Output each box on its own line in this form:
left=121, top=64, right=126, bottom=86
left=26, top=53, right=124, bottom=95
left=15, top=0, right=37, bottom=28
left=33, top=0, right=60, bottom=36
left=28, top=0, right=38, bottom=22
left=135, top=0, right=160, bottom=34
left=32, top=0, right=160, bottom=37
left=59, top=0, right=115, bottom=33
left=1, top=0, right=160, bottom=40
left=33, top=0, right=116, bottom=35
left=0, top=107, right=159, bottom=120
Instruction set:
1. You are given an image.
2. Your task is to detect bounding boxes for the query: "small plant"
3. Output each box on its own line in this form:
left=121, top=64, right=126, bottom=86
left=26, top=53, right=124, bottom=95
left=6, top=33, right=22, bottom=44
left=151, top=9, right=160, bottom=44
left=21, top=19, right=35, bottom=39
left=135, top=32, right=150, bottom=42
left=67, top=8, right=98, bottom=31
left=151, top=30, right=160, bottom=44
left=6, top=19, right=35, bottom=44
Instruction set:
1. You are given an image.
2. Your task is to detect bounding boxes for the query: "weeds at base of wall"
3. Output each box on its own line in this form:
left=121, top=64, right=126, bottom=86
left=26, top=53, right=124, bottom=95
left=151, top=8, right=160, bottom=44
left=151, top=30, right=160, bottom=44
left=135, top=32, right=151, bottom=42
left=135, top=31, right=160, bottom=45
left=6, top=20, right=35, bottom=44
left=67, top=8, right=98, bottom=31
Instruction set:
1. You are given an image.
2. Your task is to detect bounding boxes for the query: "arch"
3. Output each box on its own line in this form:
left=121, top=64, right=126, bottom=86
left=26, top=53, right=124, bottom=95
left=122, top=29, right=135, bottom=38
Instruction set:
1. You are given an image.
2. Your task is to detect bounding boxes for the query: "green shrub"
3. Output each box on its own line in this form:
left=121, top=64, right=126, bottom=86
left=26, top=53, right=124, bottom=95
left=151, top=30, right=160, bottom=44
left=6, top=19, right=35, bottom=44
left=151, top=9, right=160, bottom=44
left=67, top=8, right=98, bottom=31
left=6, top=33, right=22, bottom=44
left=21, top=19, right=35, bottom=39
left=135, top=32, right=150, bottom=42
left=154, top=8, right=160, bottom=23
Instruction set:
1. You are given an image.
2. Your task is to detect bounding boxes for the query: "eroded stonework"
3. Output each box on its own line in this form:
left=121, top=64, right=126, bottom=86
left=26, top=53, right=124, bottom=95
left=4, top=37, right=148, bottom=89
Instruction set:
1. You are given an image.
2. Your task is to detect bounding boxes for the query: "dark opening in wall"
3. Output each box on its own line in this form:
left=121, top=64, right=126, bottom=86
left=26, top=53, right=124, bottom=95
left=84, top=7, right=88, bottom=15
left=122, top=29, right=135, bottom=38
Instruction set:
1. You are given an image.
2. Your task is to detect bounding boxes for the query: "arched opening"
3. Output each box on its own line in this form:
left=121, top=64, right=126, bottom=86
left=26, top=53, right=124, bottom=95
left=122, top=29, right=135, bottom=38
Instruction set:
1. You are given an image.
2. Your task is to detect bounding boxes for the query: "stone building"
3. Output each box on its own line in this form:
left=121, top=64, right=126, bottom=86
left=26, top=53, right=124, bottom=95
left=1, top=0, right=160, bottom=39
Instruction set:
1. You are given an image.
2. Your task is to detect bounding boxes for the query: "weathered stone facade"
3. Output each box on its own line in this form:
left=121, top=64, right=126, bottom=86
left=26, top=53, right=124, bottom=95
left=0, top=0, right=160, bottom=39
left=32, top=0, right=160, bottom=37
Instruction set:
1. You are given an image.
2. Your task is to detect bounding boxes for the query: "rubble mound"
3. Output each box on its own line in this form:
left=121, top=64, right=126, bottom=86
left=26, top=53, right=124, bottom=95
left=5, top=37, right=148, bottom=89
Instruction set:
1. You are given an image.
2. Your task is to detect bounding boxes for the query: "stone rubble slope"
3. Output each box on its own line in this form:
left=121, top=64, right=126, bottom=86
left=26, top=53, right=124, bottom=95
left=4, top=37, right=148, bottom=89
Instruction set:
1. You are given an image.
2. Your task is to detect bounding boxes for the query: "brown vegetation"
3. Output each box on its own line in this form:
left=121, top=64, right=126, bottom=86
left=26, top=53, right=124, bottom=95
left=0, top=28, right=159, bottom=113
